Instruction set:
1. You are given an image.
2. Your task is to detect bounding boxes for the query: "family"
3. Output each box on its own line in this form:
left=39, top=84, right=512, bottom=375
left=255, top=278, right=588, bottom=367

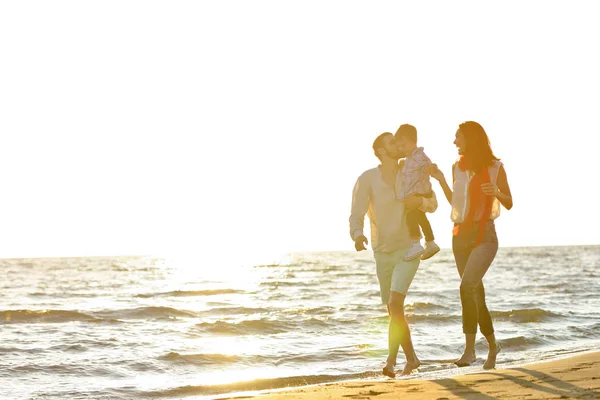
left=349, top=121, right=513, bottom=377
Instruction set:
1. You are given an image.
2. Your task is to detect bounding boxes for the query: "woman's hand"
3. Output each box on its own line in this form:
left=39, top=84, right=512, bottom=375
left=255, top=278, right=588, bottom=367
left=481, top=183, right=499, bottom=196
left=429, top=164, right=445, bottom=181
left=430, top=163, right=453, bottom=206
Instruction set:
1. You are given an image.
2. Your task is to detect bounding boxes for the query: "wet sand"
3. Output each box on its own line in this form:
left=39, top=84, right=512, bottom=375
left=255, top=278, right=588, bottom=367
left=229, top=351, right=600, bottom=399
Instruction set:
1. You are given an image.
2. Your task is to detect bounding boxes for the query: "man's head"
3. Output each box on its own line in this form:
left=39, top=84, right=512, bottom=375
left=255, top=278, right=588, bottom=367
left=394, top=124, right=418, bottom=157
left=372, top=132, right=399, bottom=162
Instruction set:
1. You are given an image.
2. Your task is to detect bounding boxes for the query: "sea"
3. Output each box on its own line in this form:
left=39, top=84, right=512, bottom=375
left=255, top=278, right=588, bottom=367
left=1, top=245, right=599, bottom=399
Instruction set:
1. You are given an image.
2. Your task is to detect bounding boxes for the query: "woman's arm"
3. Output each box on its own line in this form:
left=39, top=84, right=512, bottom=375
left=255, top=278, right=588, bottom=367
left=481, top=164, right=513, bottom=209
left=430, top=163, right=453, bottom=206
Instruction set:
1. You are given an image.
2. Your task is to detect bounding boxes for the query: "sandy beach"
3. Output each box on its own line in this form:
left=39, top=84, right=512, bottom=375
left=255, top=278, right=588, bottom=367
left=235, top=351, right=600, bottom=400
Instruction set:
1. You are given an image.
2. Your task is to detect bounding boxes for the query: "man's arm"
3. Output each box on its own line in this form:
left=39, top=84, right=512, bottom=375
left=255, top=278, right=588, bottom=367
left=419, top=189, right=438, bottom=213
left=349, top=173, right=371, bottom=249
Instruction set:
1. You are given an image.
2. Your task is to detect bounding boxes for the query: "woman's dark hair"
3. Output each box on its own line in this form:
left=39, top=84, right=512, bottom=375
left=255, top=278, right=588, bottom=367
left=459, top=121, right=499, bottom=172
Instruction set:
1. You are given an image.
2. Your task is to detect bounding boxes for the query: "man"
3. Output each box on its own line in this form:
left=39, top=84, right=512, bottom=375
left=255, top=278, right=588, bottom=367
left=349, top=131, right=438, bottom=377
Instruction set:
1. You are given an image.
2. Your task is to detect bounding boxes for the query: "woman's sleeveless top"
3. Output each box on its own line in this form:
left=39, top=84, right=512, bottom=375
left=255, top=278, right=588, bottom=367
left=451, top=160, right=502, bottom=224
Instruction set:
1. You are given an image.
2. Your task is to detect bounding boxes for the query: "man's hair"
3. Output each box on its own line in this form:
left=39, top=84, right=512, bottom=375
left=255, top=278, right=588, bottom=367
left=395, top=124, right=417, bottom=143
left=372, top=132, right=392, bottom=161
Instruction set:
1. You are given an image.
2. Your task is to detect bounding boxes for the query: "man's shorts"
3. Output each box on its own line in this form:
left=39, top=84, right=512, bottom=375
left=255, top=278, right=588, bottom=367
left=374, top=247, right=420, bottom=305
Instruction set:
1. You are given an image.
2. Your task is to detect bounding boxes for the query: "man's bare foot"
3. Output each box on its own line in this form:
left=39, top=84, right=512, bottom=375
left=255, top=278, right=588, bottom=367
left=454, top=351, right=476, bottom=367
left=400, top=359, right=421, bottom=375
left=483, top=342, right=501, bottom=370
left=382, top=361, right=396, bottom=378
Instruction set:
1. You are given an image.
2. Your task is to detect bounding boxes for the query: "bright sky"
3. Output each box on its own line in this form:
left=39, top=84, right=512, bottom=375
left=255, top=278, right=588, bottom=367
left=1, top=1, right=598, bottom=259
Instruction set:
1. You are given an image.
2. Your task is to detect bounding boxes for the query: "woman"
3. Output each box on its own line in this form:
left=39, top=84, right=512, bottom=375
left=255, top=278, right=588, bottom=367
left=430, top=121, right=513, bottom=370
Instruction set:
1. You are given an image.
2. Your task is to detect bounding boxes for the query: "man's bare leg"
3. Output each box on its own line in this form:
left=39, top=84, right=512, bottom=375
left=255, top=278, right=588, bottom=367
left=384, top=291, right=421, bottom=377
left=383, top=303, right=399, bottom=378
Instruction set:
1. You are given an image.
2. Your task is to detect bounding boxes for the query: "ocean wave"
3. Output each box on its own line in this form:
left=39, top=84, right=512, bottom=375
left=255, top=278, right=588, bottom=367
left=0, top=309, right=125, bottom=324
left=568, top=322, right=600, bottom=337
left=111, top=263, right=131, bottom=271
left=382, top=308, right=559, bottom=325
left=302, top=317, right=342, bottom=329
left=160, top=350, right=366, bottom=368
left=8, top=363, right=127, bottom=378
left=496, top=335, right=551, bottom=350
left=131, top=371, right=380, bottom=398
left=8, top=364, right=90, bottom=375
left=342, top=304, right=373, bottom=313
left=253, top=263, right=285, bottom=268
left=491, top=308, right=559, bottom=323
left=405, top=302, right=450, bottom=312
left=522, top=282, right=579, bottom=293
left=27, top=291, right=99, bottom=298
left=70, top=338, right=120, bottom=349
left=195, top=319, right=293, bottom=335
left=274, top=347, right=369, bottom=365
left=259, top=280, right=324, bottom=288
left=357, top=289, right=382, bottom=298
left=195, top=315, right=354, bottom=336
left=49, top=344, right=88, bottom=353
left=203, top=307, right=270, bottom=316
left=97, top=306, right=198, bottom=320
left=514, top=251, right=556, bottom=259
left=407, top=314, right=461, bottom=323
left=2, top=340, right=119, bottom=355
left=18, top=262, right=35, bottom=268
left=0, top=346, right=46, bottom=354
left=159, top=352, right=249, bottom=366
left=1, top=310, right=96, bottom=324
left=371, top=313, right=461, bottom=324
left=277, top=306, right=336, bottom=316
left=135, top=289, right=243, bottom=298
left=328, top=272, right=371, bottom=278
left=0, top=306, right=207, bottom=324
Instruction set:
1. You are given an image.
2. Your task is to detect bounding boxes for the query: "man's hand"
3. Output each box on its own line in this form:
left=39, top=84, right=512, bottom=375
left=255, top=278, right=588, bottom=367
left=354, top=235, right=368, bottom=251
left=403, top=195, right=424, bottom=210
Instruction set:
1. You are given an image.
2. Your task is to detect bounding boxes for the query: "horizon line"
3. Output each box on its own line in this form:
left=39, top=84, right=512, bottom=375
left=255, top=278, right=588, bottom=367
left=1, top=242, right=599, bottom=261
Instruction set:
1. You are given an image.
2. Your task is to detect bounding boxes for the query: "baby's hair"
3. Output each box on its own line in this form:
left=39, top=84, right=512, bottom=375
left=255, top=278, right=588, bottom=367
left=395, top=124, right=417, bottom=143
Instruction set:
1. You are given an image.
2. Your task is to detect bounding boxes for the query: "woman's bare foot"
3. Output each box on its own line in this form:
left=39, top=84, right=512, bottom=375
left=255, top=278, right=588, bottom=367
left=454, top=351, right=476, bottom=367
left=382, top=360, right=396, bottom=378
left=483, top=342, right=501, bottom=370
left=400, top=359, right=421, bottom=375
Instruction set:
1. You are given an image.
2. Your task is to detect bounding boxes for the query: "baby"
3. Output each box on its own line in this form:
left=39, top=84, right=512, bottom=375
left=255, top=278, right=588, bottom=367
left=395, top=124, right=440, bottom=261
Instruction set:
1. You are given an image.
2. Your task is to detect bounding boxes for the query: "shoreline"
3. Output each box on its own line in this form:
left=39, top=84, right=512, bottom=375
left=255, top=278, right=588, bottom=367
left=214, top=350, right=600, bottom=400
